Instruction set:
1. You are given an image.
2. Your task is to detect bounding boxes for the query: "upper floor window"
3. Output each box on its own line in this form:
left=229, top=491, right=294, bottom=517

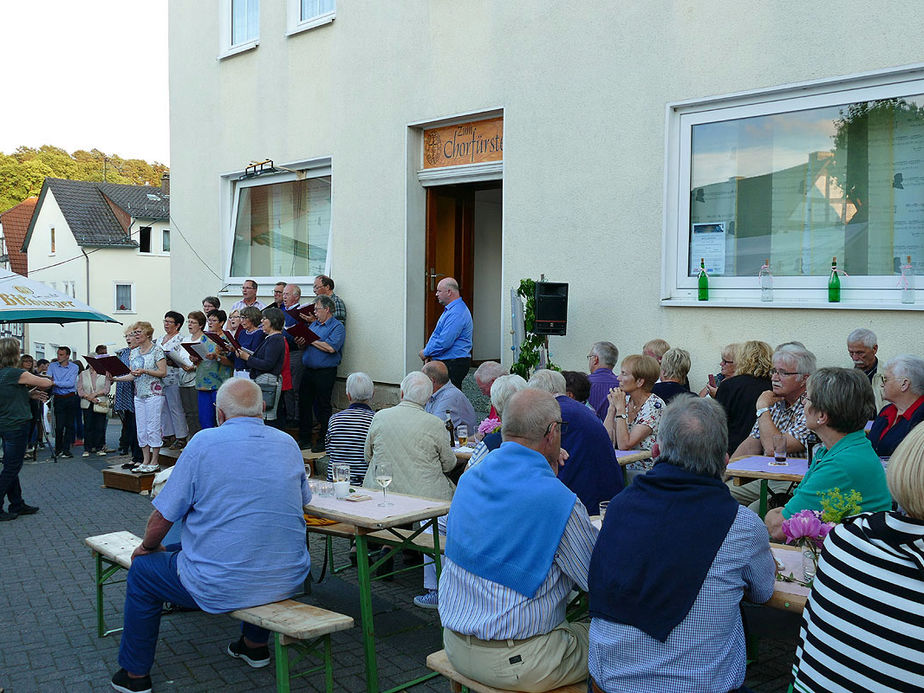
left=162, top=229, right=171, bottom=253
left=287, top=0, right=335, bottom=36
left=139, top=226, right=152, bottom=254
left=220, top=0, right=259, bottom=58
left=228, top=162, right=331, bottom=282
left=49, top=227, right=56, bottom=255
left=664, top=67, right=924, bottom=308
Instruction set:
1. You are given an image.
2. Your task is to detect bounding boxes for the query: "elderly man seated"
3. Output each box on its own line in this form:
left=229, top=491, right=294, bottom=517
left=109, top=379, right=310, bottom=693
left=587, top=341, right=620, bottom=420
left=474, top=361, right=507, bottom=418
left=847, top=327, right=885, bottom=411
left=588, top=396, right=775, bottom=693
left=729, top=344, right=816, bottom=509
left=439, top=388, right=597, bottom=691
left=529, top=369, right=623, bottom=515
left=764, top=368, right=892, bottom=541
left=422, top=360, right=476, bottom=434
left=362, top=371, right=456, bottom=501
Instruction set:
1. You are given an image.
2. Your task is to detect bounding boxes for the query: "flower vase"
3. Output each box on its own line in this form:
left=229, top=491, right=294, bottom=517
left=801, top=546, right=818, bottom=583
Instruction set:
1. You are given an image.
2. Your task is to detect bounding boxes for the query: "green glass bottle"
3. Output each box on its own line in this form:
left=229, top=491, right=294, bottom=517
left=828, top=256, right=840, bottom=303
left=697, top=258, right=708, bottom=301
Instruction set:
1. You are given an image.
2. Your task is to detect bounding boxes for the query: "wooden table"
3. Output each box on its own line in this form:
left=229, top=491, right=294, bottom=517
left=726, top=455, right=807, bottom=518
left=614, top=449, right=652, bottom=467
left=453, top=445, right=474, bottom=462
left=304, top=489, right=451, bottom=693
left=767, top=543, right=809, bottom=613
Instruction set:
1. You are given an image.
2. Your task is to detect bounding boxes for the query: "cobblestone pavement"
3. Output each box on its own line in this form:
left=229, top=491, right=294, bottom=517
left=0, top=422, right=800, bottom=692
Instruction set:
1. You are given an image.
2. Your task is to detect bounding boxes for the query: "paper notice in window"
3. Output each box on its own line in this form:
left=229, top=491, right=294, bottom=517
left=690, top=222, right=727, bottom=276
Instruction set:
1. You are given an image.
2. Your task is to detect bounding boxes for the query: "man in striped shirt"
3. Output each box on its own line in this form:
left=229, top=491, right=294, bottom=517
left=439, top=388, right=597, bottom=691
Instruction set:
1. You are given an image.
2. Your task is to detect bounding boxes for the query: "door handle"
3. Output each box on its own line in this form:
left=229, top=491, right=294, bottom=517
left=429, top=268, right=446, bottom=291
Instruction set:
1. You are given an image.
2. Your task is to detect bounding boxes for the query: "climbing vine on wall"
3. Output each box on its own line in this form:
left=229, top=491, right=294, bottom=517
left=511, top=278, right=559, bottom=378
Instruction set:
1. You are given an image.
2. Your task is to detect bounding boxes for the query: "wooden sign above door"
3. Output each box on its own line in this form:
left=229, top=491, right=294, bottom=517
left=423, top=117, right=503, bottom=169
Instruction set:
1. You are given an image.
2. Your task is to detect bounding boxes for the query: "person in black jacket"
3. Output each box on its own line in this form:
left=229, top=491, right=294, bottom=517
left=715, top=341, right=773, bottom=455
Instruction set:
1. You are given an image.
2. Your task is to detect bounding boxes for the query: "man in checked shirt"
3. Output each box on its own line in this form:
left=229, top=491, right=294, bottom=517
left=439, top=388, right=598, bottom=691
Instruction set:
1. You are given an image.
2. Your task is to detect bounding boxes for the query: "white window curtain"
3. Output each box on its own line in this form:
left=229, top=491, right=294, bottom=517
left=231, top=0, right=259, bottom=45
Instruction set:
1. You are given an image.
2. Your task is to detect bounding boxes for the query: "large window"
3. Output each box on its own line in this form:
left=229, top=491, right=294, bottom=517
left=229, top=168, right=331, bottom=281
left=665, top=68, right=924, bottom=306
left=287, top=0, right=335, bottom=35
left=220, top=0, right=259, bottom=58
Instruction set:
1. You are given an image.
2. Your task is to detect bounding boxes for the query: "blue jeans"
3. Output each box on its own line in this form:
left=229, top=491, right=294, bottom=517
left=119, top=547, right=269, bottom=675
left=197, top=390, right=217, bottom=430
left=0, top=422, right=30, bottom=511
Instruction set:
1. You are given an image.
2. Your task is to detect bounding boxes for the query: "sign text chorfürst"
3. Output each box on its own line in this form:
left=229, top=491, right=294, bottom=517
left=423, top=117, right=503, bottom=169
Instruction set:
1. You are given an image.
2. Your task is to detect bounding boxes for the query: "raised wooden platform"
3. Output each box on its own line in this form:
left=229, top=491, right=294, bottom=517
left=101, top=465, right=155, bottom=493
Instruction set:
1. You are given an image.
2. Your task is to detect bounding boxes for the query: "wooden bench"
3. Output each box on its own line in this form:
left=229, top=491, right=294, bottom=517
left=426, top=650, right=587, bottom=693
left=85, top=531, right=353, bottom=693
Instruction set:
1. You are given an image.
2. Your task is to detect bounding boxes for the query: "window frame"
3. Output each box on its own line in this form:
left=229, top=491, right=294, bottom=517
left=219, top=0, right=260, bottom=59
left=222, top=157, right=333, bottom=286
left=162, top=229, right=170, bottom=254
left=49, top=226, right=56, bottom=256
left=663, top=64, right=924, bottom=309
left=286, top=0, right=335, bottom=37
left=138, top=226, right=152, bottom=254
left=113, top=282, right=136, bottom=314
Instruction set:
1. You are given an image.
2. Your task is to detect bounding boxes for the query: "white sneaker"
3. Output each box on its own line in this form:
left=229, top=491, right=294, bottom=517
left=82, top=451, right=91, bottom=458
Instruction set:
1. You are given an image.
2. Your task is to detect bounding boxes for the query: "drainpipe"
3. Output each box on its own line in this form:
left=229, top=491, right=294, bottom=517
left=81, top=247, right=91, bottom=356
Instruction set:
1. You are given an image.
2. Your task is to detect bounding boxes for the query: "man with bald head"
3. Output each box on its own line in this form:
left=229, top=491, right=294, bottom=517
left=419, top=277, right=473, bottom=390
left=439, top=388, right=597, bottom=691
left=423, top=360, right=476, bottom=434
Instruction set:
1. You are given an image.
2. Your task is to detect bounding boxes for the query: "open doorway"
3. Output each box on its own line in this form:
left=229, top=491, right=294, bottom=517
left=425, top=181, right=502, bottom=363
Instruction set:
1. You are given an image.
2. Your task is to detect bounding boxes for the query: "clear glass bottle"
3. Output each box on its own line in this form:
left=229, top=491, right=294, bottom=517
left=759, top=259, right=773, bottom=302
left=901, top=255, right=915, bottom=304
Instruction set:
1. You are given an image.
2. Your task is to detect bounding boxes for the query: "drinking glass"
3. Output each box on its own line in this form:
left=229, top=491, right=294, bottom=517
left=375, top=462, right=393, bottom=506
left=769, top=434, right=788, bottom=466
left=456, top=424, right=469, bottom=448
left=598, top=500, right=609, bottom=522
left=332, top=463, right=351, bottom=498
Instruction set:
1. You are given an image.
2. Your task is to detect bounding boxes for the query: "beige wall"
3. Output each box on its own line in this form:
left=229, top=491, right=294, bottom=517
left=26, top=191, right=173, bottom=359
left=169, top=1, right=924, bottom=389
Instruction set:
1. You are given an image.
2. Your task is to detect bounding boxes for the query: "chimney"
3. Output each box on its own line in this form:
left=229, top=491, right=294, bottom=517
left=161, top=172, right=170, bottom=196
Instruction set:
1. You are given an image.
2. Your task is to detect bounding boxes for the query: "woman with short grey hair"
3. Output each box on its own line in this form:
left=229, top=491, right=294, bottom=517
left=325, top=372, right=376, bottom=485
left=869, top=354, right=924, bottom=457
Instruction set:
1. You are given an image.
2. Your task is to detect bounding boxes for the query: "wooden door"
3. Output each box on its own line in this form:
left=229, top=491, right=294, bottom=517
left=425, top=186, right=474, bottom=338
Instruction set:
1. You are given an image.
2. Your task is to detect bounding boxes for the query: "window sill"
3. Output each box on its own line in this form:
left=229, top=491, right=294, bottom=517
left=286, top=12, right=334, bottom=37
left=661, top=297, right=924, bottom=311
left=113, top=310, right=137, bottom=315
left=218, top=39, right=259, bottom=61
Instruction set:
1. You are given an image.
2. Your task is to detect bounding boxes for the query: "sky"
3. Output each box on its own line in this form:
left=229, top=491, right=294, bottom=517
left=0, top=1, right=170, bottom=164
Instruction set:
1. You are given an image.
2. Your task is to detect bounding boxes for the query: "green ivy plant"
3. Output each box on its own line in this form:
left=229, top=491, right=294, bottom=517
left=511, top=277, right=559, bottom=378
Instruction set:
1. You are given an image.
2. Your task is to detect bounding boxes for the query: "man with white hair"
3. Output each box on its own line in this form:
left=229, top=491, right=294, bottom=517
left=362, top=371, right=456, bottom=501
left=847, top=328, right=885, bottom=411
left=528, top=369, right=624, bottom=515
left=439, top=388, right=597, bottom=691
left=419, top=277, right=473, bottom=390
left=587, top=341, right=620, bottom=420
left=474, top=361, right=507, bottom=418
left=108, top=378, right=310, bottom=693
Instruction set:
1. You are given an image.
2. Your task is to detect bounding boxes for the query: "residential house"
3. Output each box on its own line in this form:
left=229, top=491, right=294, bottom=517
left=0, top=197, right=37, bottom=345
left=23, top=177, right=171, bottom=361
left=168, top=1, right=924, bottom=394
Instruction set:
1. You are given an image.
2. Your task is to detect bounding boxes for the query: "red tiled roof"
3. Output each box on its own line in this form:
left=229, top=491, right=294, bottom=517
left=0, top=197, right=37, bottom=275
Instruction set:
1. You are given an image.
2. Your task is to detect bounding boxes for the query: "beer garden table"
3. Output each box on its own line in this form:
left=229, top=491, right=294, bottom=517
left=304, top=488, right=451, bottom=693
left=725, top=455, right=808, bottom=518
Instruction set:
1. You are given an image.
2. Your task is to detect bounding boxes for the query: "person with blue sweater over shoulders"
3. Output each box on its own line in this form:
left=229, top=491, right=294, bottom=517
left=439, top=388, right=598, bottom=691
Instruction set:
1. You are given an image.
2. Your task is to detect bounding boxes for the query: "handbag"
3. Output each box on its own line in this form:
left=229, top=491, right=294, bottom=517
left=253, top=372, right=281, bottom=420
left=93, top=395, right=111, bottom=415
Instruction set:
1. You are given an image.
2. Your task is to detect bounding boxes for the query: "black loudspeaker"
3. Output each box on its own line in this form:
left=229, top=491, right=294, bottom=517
left=533, top=282, right=568, bottom=336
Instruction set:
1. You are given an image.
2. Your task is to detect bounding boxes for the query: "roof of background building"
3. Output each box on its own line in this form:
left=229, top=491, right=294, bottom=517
left=0, top=197, right=37, bottom=275
left=23, top=178, right=169, bottom=251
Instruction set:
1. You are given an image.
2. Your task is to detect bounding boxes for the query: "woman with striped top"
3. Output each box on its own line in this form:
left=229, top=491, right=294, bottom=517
left=325, top=372, right=375, bottom=485
left=792, top=423, right=924, bottom=692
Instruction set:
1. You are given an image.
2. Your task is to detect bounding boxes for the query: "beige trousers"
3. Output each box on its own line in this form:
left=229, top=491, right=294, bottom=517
left=727, top=478, right=795, bottom=513
left=443, top=621, right=589, bottom=692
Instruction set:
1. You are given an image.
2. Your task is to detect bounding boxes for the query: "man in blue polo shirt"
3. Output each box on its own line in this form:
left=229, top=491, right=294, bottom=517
left=47, top=346, right=79, bottom=458
left=419, top=277, right=472, bottom=390
left=299, top=295, right=345, bottom=452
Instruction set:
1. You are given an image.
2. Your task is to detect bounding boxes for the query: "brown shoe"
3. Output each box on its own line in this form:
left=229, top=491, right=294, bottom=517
left=169, top=437, right=187, bottom=450
left=162, top=435, right=176, bottom=448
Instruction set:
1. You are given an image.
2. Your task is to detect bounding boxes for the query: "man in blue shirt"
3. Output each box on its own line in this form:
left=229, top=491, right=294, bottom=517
left=299, top=295, right=345, bottom=452
left=423, top=360, right=476, bottom=434
left=588, top=396, right=775, bottom=693
left=109, top=378, right=310, bottom=693
left=419, top=277, right=472, bottom=389
left=47, top=346, right=79, bottom=458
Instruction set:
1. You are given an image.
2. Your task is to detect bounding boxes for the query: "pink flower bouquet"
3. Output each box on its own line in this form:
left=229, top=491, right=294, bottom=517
left=477, top=417, right=501, bottom=438
left=781, top=509, right=834, bottom=551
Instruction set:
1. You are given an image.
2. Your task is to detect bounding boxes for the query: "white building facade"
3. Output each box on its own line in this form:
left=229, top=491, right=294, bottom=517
left=168, top=1, right=924, bottom=389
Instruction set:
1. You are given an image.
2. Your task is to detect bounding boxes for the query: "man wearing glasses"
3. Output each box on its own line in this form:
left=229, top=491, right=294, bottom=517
left=728, top=345, right=817, bottom=508
left=439, top=388, right=597, bottom=692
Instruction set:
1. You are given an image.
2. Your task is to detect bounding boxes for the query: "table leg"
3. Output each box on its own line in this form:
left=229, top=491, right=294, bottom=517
left=758, top=479, right=768, bottom=519
left=354, top=534, right=378, bottom=693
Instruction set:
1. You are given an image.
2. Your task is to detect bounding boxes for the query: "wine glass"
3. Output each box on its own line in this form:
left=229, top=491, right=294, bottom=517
left=456, top=424, right=469, bottom=448
left=375, top=462, right=393, bottom=507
